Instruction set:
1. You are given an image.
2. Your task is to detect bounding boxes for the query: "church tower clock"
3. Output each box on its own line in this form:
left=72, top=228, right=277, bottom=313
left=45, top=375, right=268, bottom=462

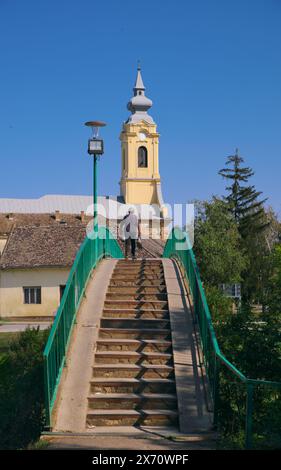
left=119, top=66, right=165, bottom=209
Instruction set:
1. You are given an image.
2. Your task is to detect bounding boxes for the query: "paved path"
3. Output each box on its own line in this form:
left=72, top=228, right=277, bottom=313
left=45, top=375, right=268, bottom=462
left=42, top=427, right=216, bottom=450
left=0, top=322, right=51, bottom=333
left=162, top=259, right=213, bottom=434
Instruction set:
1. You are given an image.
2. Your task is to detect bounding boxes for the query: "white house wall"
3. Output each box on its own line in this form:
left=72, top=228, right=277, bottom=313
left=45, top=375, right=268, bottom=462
left=0, top=267, right=70, bottom=318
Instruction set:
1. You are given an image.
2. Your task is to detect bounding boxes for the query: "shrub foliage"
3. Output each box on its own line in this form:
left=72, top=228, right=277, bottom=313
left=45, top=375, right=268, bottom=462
left=0, top=328, right=48, bottom=449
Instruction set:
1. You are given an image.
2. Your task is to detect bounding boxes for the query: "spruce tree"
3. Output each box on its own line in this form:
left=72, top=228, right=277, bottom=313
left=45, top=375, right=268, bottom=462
left=219, top=149, right=267, bottom=237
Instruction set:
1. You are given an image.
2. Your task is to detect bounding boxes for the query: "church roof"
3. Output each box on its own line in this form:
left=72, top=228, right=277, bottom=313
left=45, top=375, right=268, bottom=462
left=0, top=194, right=163, bottom=224
left=0, top=194, right=97, bottom=214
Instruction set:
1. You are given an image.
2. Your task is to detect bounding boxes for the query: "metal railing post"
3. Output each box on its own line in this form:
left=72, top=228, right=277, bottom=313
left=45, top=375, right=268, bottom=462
left=213, top=356, right=220, bottom=428
left=245, top=383, right=254, bottom=449
left=43, top=355, right=51, bottom=430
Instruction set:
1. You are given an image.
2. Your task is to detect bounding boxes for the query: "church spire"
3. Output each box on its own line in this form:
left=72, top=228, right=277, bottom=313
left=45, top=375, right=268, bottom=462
left=134, top=64, right=145, bottom=91
left=127, top=65, right=154, bottom=124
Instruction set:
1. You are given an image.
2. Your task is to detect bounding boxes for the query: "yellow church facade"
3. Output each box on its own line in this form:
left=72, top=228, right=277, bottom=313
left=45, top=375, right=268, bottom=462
left=120, top=121, right=160, bottom=205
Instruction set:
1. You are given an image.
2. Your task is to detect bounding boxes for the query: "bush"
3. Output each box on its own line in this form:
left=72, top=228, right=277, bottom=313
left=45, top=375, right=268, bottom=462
left=0, top=327, right=49, bottom=450
left=214, top=310, right=281, bottom=448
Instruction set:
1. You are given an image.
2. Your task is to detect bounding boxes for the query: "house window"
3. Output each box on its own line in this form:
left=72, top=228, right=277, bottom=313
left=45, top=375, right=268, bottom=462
left=23, top=287, right=41, bottom=304
left=138, top=146, right=148, bottom=168
left=60, top=285, right=66, bottom=301
left=220, top=283, right=241, bottom=299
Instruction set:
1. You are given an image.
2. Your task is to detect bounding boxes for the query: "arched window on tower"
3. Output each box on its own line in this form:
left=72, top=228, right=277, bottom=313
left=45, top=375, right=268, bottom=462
left=138, top=146, right=148, bottom=168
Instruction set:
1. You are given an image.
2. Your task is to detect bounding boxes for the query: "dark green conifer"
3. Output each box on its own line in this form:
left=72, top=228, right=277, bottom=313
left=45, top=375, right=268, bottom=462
left=219, top=149, right=267, bottom=237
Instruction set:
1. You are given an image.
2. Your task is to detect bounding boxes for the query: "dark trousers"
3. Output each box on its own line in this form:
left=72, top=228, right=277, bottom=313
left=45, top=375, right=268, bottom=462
left=125, top=238, right=136, bottom=257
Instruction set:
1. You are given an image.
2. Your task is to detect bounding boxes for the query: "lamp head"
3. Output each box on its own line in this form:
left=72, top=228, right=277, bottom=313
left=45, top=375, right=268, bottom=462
left=85, top=120, right=106, bottom=138
left=84, top=121, right=106, bottom=155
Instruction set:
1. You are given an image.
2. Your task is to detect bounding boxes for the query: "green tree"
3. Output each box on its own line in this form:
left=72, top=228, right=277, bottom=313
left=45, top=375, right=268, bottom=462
left=236, top=207, right=280, bottom=306
left=266, top=244, right=281, bottom=314
left=219, top=149, right=267, bottom=237
left=219, top=150, right=272, bottom=303
left=194, top=198, right=247, bottom=287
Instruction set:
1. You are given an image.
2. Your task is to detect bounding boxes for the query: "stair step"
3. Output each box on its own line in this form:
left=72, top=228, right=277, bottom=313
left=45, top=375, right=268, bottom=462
left=100, top=317, right=170, bottom=329
left=115, top=262, right=162, bottom=266
left=112, top=270, right=164, bottom=275
left=99, top=328, right=171, bottom=340
left=102, top=309, right=169, bottom=319
left=117, top=265, right=163, bottom=268
left=117, top=259, right=162, bottom=263
left=87, top=393, right=177, bottom=410
left=96, top=339, right=172, bottom=353
left=96, top=338, right=172, bottom=352
left=111, top=276, right=165, bottom=284
left=90, top=378, right=176, bottom=394
left=115, top=261, right=162, bottom=265
left=106, top=293, right=168, bottom=301
left=104, top=300, right=168, bottom=310
left=113, top=269, right=164, bottom=275
left=89, top=392, right=176, bottom=399
left=86, top=409, right=178, bottom=427
left=113, top=266, right=163, bottom=271
left=96, top=339, right=172, bottom=352
left=92, top=363, right=174, bottom=378
left=109, top=280, right=166, bottom=287
left=108, top=286, right=167, bottom=294
left=111, top=274, right=165, bottom=281
left=94, top=351, right=172, bottom=365
left=96, top=338, right=172, bottom=344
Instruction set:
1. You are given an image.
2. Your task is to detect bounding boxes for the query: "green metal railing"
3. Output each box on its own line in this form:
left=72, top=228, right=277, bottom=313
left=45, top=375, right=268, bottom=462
left=163, top=227, right=281, bottom=449
left=43, top=227, right=123, bottom=428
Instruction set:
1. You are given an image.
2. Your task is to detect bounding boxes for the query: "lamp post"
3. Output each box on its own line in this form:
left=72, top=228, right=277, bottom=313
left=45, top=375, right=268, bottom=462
left=84, top=120, right=106, bottom=251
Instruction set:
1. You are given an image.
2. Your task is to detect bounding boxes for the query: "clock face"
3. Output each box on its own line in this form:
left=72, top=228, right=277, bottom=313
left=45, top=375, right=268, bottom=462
left=138, top=132, right=146, bottom=141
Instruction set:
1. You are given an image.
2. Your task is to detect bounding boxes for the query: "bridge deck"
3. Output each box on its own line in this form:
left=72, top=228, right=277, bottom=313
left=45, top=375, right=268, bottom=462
left=50, top=256, right=214, bottom=445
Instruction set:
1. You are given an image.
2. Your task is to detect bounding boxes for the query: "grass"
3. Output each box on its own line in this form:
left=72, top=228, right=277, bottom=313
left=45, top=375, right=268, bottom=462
left=0, top=333, right=19, bottom=371
left=0, top=333, right=20, bottom=354
left=0, top=330, right=48, bottom=351
left=27, top=439, right=50, bottom=450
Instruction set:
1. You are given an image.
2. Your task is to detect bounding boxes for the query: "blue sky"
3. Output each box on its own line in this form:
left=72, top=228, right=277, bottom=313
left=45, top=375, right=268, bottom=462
left=0, top=0, right=280, bottom=215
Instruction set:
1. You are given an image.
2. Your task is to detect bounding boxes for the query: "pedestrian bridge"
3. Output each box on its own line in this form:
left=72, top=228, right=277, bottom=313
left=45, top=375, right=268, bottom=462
left=43, top=227, right=281, bottom=448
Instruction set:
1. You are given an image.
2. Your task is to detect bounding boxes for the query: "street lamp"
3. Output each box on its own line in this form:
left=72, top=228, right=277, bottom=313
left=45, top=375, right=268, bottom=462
left=84, top=120, right=106, bottom=247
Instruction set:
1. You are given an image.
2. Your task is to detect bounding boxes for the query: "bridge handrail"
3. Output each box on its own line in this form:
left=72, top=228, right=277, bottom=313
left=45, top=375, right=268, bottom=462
left=163, top=227, right=281, bottom=448
left=43, top=227, right=123, bottom=428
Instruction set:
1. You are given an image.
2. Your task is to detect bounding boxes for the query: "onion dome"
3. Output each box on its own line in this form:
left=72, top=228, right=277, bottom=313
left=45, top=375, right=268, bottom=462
left=126, top=65, right=155, bottom=124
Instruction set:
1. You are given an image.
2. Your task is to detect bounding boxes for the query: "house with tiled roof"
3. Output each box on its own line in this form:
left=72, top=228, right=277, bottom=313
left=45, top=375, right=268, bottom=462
left=0, top=206, right=124, bottom=318
left=0, top=206, right=164, bottom=319
left=0, top=213, right=89, bottom=319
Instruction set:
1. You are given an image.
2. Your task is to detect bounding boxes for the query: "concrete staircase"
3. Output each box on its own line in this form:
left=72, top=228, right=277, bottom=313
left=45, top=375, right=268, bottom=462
left=86, top=258, right=179, bottom=428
